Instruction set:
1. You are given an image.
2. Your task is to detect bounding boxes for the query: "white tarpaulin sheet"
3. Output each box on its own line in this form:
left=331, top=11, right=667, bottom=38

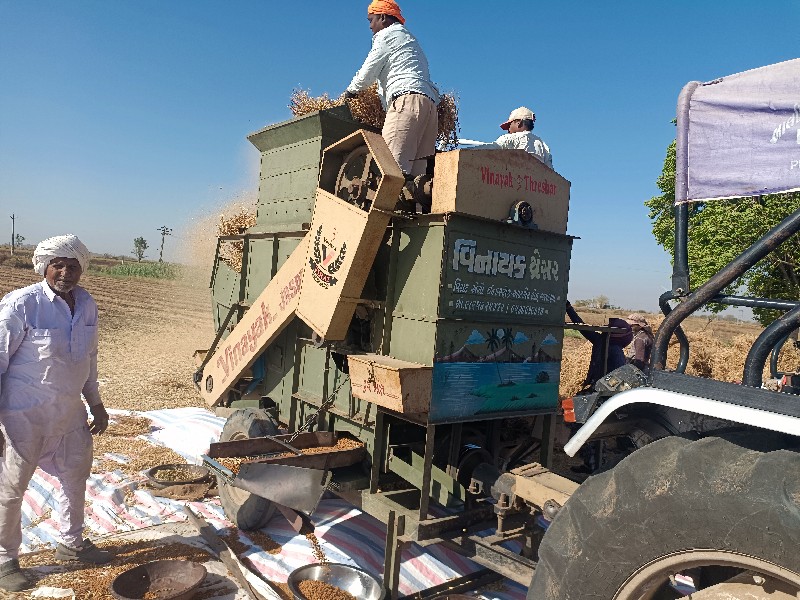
left=682, top=58, right=800, bottom=202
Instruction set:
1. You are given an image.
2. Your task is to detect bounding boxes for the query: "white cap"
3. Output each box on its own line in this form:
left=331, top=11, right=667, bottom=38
left=500, top=106, right=536, bottom=130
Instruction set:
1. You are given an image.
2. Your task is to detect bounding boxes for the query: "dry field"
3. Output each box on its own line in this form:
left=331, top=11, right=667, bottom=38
left=0, top=264, right=214, bottom=412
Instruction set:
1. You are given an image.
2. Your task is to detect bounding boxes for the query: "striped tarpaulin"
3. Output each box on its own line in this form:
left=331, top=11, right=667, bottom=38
left=18, top=408, right=527, bottom=599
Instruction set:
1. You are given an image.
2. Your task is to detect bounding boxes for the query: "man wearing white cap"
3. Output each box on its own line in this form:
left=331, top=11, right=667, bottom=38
left=494, top=106, right=553, bottom=168
left=0, top=235, right=111, bottom=591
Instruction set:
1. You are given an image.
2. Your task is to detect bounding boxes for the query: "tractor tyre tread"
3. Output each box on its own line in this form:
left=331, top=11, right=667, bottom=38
left=528, top=435, right=800, bottom=599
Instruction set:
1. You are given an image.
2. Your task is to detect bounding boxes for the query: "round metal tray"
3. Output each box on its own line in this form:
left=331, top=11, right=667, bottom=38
left=287, top=563, right=385, bottom=600
left=110, top=559, right=206, bottom=600
left=144, top=464, right=210, bottom=489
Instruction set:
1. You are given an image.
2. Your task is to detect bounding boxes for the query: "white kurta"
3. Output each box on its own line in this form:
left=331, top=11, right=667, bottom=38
left=0, top=281, right=100, bottom=559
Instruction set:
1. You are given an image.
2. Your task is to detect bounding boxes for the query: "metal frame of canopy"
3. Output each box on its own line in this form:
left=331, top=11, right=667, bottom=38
left=652, top=59, right=800, bottom=385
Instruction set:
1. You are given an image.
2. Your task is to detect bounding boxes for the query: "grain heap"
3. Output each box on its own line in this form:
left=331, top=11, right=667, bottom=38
left=215, top=436, right=364, bottom=475
left=151, top=465, right=200, bottom=482
left=298, top=579, right=357, bottom=600
left=289, top=85, right=460, bottom=150
left=106, top=415, right=151, bottom=437
left=93, top=415, right=186, bottom=479
left=221, top=528, right=282, bottom=556
left=19, top=539, right=216, bottom=598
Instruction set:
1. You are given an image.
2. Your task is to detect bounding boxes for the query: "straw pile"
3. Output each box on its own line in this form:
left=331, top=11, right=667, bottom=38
left=217, top=207, right=257, bottom=273
left=289, top=85, right=460, bottom=150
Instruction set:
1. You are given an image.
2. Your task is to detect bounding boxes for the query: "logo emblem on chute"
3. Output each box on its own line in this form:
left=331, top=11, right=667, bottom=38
left=309, top=225, right=347, bottom=288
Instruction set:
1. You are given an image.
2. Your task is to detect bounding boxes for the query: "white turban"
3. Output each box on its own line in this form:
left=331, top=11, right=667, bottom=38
left=32, top=234, right=91, bottom=276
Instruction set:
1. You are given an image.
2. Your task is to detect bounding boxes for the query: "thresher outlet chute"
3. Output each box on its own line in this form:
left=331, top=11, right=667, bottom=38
left=296, top=129, right=404, bottom=340
left=198, top=129, right=403, bottom=408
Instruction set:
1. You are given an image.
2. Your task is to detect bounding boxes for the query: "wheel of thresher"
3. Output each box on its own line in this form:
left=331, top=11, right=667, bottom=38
left=218, top=408, right=279, bottom=530
left=335, top=145, right=382, bottom=211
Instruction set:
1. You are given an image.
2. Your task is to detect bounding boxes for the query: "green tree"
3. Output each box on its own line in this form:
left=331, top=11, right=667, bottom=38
left=645, top=139, right=800, bottom=326
left=132, top=237, right=149, bottom=262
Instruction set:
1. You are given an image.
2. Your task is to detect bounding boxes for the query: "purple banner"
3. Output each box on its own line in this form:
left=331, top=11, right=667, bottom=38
left=681, top=58, right=800, bottom=203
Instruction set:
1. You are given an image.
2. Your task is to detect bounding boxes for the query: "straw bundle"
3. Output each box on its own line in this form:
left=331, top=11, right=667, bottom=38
left=289, top=85, right=460, bottom=150
left=217, top=208, right=257, bottom=273
left=436, top=92, right=460, bottom=150
left=289, top=89, right=341, bottom=115
left=347, top=83, right=387, bottom=130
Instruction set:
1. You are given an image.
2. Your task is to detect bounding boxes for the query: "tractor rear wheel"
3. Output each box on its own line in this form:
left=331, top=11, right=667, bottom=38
left=218, top=408, right=279, bottom=530
left=528, top=435, right=800, bottom=599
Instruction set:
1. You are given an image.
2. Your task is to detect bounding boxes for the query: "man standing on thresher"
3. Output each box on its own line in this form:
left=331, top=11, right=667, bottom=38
left=344, top=0, right=440, bottom=178
left=0, top=235, right=111, bottom=591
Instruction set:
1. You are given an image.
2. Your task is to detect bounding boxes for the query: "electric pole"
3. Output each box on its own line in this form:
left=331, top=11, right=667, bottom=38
left=10, top=214, right=15, bottom=255
left=156, top=226, right=172, bottom=263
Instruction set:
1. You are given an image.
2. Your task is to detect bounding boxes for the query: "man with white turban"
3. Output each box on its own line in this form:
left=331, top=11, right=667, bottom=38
left=0, top=234, right=111, bottom=590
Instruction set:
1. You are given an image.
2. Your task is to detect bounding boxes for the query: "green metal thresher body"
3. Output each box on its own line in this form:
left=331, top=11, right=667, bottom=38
left=209, top=107, right=572, bottom=510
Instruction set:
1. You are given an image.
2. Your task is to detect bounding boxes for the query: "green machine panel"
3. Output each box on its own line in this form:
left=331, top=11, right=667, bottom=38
left=247, top=106, right=368, bottom=230
left=387, top=213, right=573, bottom=424
left=442, top=214, right=570, bottom=325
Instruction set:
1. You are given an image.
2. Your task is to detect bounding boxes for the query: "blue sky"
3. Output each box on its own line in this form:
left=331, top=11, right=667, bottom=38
left=1, top=1, right=797, bottom=310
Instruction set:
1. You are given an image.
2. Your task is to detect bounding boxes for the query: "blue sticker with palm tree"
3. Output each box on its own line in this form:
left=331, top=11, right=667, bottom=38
left=431, top=326, right=561, bottom=422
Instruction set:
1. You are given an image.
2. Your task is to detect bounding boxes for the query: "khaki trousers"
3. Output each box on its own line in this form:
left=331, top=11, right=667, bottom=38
left=0, top=425, right=93, bottom=560
left=382, top=93, right=438, bottom=176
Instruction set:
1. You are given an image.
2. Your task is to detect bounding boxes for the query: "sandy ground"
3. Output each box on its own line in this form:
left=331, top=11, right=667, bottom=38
left=0, top=265, right=214, bottom=412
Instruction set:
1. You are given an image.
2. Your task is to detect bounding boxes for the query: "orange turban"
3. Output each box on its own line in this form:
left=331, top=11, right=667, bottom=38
left=368, top=0, right=405, bottom=24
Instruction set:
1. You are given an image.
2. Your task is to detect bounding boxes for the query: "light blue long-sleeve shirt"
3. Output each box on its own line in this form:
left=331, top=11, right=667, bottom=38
left=0, top=281, right=100, bottom=441
left=347, top=23, right=439, bottom=110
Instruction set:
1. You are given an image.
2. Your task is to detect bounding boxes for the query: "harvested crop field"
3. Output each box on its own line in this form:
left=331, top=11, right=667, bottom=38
left=0, top=264, right=214, bottom=412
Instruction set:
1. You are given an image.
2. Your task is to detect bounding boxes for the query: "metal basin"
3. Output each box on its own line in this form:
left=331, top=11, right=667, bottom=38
left=110, top=559, right=207, bottom=600
left=144, top=464, right=210, bottom=489
left=287, top=563, right=385, bottom=600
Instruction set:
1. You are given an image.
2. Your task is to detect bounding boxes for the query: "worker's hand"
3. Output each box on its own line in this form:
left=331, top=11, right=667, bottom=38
left=342, top=90, right=358, bottom=100
left=89, top=403, right=109, bottom=435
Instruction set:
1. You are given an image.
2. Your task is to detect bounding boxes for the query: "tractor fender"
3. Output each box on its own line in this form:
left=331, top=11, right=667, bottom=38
left=563, top=386, right=800, bottom=456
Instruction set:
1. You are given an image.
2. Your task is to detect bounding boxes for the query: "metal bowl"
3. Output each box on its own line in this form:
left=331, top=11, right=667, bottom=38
left=287, top=563, right=385, bottom=600
left=110, top=559, right=207, bottom=600
left=144, top=464, right=210, bottom=489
